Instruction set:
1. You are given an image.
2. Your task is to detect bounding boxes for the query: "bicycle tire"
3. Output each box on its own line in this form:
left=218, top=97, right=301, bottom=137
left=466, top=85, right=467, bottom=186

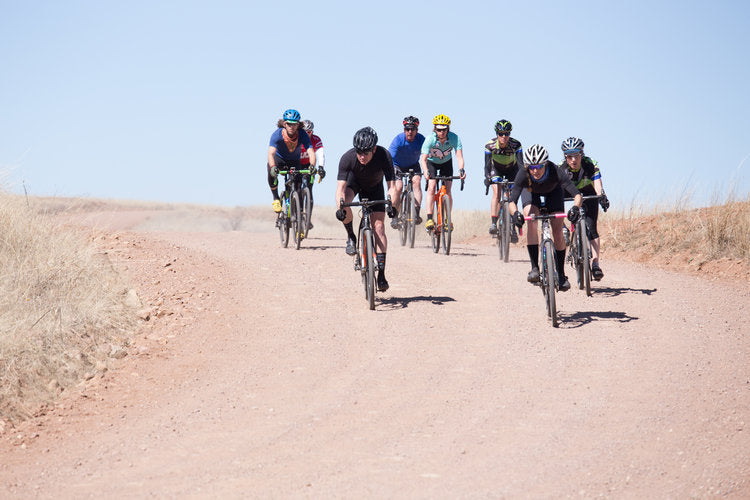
left=500, top=202, right=511, bottom=262
left=278, top=194, right=290, bottom=248
left=363, top=228, right=376, bottom=310
left=398, top=192, right=408, bottom=246
left=581, top=222, right=592, bottom=297
left=574, top=225, right=584, bottom=290
left=301, top=186, right=312, bottom=238
left=407, top=190, right=416, bottom=249
left=441, top=195, right=452, bottom=255
left=544, top=239, right=558, bottom=327
left=291, top=190, right=303, bottom=250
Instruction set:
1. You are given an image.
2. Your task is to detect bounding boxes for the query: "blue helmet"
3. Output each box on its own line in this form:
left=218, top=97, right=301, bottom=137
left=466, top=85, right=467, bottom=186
left=282, top=109, right=301, bottom=123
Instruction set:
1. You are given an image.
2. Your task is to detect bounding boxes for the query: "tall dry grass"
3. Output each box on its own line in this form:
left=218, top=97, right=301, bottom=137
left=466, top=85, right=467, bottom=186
left=0, top=192, right=136, bottom=423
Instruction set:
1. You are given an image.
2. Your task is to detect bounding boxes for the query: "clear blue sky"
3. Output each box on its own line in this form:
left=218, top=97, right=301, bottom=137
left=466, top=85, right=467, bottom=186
left=2, top=0, right=748, bottom=211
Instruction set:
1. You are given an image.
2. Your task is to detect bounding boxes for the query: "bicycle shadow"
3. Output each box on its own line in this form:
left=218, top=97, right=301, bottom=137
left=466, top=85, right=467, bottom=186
left=558, top=310, right=639, bottom=328
left=592, top=286, right=658, bottom=297
left=378, top=295, right=456, bottom=310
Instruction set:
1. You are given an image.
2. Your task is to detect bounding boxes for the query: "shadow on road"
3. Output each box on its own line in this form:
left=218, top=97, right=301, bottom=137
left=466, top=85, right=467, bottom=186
left=378, top=295, right=456, bottom=310
left=559, top=310, right=639, bottom=328
left=593, top=286, right=658, bottom=297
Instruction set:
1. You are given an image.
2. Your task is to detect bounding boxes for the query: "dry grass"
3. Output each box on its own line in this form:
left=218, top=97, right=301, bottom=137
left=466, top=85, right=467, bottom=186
left=0, top=192, right=136, bottom=423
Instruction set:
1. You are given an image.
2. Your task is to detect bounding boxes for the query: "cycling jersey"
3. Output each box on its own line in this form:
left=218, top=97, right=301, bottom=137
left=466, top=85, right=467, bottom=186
left=300, top=133, right=324, bottom=166
left=511, top=161, right=580, bottom=212
left=388, top=132, right=426, bottom=169
left=421, top=131, right=462, bottom=164
left=269, top=128, right=312, bottom=166
left=561, top=156, right=600, bottom=196
left=337, top=146, right=395, bottom=190
left=484, top=137, right=523, bottom=179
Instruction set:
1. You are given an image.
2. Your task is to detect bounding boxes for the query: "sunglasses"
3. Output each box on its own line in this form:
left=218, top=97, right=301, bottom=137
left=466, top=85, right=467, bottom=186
left=435, top=127, right=448, bottom=132
left=528, top=164, right=545, bottom=171
left=404, top=127, right=417, bottom=132
left=564, top=153, right=581, bottom=159
left=497, top=132, right=510, bottom=137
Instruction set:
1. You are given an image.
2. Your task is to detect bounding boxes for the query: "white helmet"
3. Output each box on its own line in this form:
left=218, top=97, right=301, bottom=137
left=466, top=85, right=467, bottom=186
left=561, top=137, right=584, bottom=154
left=523, top=144, right=549, bottom=166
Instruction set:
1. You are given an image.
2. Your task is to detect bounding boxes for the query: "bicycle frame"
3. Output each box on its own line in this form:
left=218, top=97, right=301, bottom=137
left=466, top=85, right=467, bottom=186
left=339, top=197, right=391, bottom=310
left=486, top=177, right=514, bottom=262
left=427, top=174, right=464, bottom=255
left=525, top=205, right=567, bottom=327
left=396, top=169, right=419, bottom=248
left=276, top=168, right=313, bottom=249
left=564, top=194, right=601, bottom=295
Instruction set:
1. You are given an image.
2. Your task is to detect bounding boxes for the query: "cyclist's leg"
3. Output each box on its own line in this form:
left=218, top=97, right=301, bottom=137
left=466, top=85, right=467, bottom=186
left=268, top=158, right=289, bottom=200
left=526, top=198, right=541, bottom=281
left=584, top=198, right=603, bottom=276
left=340, top=182, right=357, bottom=254
left=489, top=184, right=500, bottom=233
left=424, top=161, right=439, bottom=228
left=547, top=188, right=570, bottom=287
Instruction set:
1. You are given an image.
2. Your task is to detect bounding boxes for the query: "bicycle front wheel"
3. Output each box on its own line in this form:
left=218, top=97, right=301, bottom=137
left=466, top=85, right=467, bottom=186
left=581, top=222, right=592, bottom=297
left=301, top=186, right=312, bottom=238
left=407, top=190, right=416, bottom=249
left=573, top=226, right=584, bottom=290
left=363, top=228, right=376, bottom=310
left=291, top=191, right=303, bottom=250
left=430, top=205, right=440, bottom=253
left=398, top=192, right=408, bottom=246
left=278, top=195, right=290, bottom=248
left=544, top=239, right=558, bottom=327
left=500, top=201, right=511, bottom=263
left=441, top=196, right=452, bottom=255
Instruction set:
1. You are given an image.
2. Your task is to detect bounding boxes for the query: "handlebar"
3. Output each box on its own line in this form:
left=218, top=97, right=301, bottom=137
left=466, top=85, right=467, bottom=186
left=524, top=212, right=567, bottom=221
left=339, top=197, right=392, bottom=209
left=485, top=177, right=513, bottom=195
left=564, top=194, right=601, bottom=202
left=425, top=173, right=465, bottom=192
left=277, top=168, right=314, bottom=176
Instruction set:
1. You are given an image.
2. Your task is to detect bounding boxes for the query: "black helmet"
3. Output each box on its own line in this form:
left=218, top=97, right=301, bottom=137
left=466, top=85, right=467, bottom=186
left=494, top=119, right=512, bottom=134
left=353, top=127, right=378, bottom=151
left=403, top=116, right=420, bottom=127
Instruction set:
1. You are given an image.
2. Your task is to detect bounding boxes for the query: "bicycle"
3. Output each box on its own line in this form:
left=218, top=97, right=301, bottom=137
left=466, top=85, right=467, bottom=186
left=339, top=197, right=392, bottom=310
left=426, top=171, right=464, bottom=255
left=564, top=194, right=601, bottom=296
left=274, top=167, right=314, bottom=250
left=486, top=177, right=515, bottom=262
left=395, top=168, right=420, bottom=248
left=524, top=197, right=567, bottom=327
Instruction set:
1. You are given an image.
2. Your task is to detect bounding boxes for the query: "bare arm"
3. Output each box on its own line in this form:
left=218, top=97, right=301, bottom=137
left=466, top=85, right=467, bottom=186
left=267, top=146, right=277, bottom=167
left=455, top=149, right=465, bottom=178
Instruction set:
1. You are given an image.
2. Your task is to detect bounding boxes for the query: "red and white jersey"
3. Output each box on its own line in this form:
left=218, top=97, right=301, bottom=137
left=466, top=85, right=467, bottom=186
left=300, top=134, right=324, bottom=165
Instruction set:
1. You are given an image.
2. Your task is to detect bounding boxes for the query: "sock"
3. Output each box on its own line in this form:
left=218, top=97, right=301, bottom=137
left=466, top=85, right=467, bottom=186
left=376, top=253, right=386, bottom=273
left=272, top=189, right=279, bottom=201
left=555, top=249, right=566, bottom=279
left=491, top=216, right=498, bottom=224
left=527, top=244, right=539, bottom=269
left=344, top=222, right=355, bottom=240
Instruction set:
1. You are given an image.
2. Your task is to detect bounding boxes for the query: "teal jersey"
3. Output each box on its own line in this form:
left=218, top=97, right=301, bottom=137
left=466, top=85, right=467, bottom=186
left=421, top=131, right=462, bottom=164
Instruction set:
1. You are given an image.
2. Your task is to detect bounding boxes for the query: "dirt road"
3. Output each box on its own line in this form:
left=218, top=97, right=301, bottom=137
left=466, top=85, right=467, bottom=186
left=2, top=209, right=749, bottom=498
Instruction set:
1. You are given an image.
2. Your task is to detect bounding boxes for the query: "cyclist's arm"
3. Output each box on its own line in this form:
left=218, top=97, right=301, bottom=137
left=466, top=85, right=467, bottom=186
left=484, top=150, right=494, bottom=177
left=335, top=180, right=347, bottom=209
left=419, top=153, right=429, bottom=180
left=455, top=149, right=465, bottom=178
left=593, top=178, right=603, bottom=196
left=267, top=146, right=277, bottom=168
left=315, top=146, right=325, bottom=168
left=387, top=180, right=398, bottom=205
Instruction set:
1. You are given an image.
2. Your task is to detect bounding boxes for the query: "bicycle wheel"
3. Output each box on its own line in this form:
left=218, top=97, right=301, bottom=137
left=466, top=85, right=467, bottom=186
left=407, top=190, right=416, bottom=249
left=499, top=202, right=511, bottom=262
left=573, top=226, right=584, bottom=290
left=363, top=228, right=376, bottom=310
left=398, top=192, right=408, bottom=246
left=441, top=196, right=452, bottom=255
left=301, top=186, right=312, bottom=238
left=278, top=194, right=290, bottom=248
left=291, top=191, right=303, bottom=250
left=581, top=222, right=592, bottom=297
left=544, top=239, right=558, bottom=327
left=431, top=204, right=440, bottom=253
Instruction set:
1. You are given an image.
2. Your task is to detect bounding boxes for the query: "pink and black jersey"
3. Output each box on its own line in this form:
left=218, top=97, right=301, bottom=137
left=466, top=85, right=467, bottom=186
left=300, top=134, right=323, bottom=165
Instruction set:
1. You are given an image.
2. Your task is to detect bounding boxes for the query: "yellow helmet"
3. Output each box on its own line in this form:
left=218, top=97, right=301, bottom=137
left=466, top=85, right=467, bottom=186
left=432, top=114, right=451, bottom=126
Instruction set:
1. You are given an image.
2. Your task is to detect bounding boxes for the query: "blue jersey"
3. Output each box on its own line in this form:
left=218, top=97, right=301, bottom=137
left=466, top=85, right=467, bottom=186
left=421, top=131, right=462, bottom=164
left=388, top=132, right=426, bottom=168
left=269, top=128, right=312, bottom=165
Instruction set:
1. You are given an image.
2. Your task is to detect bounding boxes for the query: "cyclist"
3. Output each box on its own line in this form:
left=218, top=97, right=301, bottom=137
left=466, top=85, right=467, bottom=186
left=508, top=144, right=582, bottom=291
left=299, top=119, right=326, bottom=229
left=388, top=115, right=426, bottom=228
left=560, top=137, right=610, bottom=280
left=484, top=119, right=529, bottom=241
left=419, top=114, right=466, bottom=231
left=267, top=109, right=315, bottom=213
left=335, top=127, right=398, bottom=292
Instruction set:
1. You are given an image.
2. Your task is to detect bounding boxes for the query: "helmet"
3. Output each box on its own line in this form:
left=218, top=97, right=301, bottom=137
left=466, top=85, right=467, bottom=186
left=523, top=144, right=549, bottom=166
left=302, top=119, right=314, bottom=132
left=403, top=116, right=420, bottom=127
left=282, top=109, right=301, bottom=123
left=353, top=127, right=378, bottom=151
left=494, top=119, right=512, bottom=134
left=561, top=137, right=584, bottom=154
left=432, top=114, right=451, bottom=126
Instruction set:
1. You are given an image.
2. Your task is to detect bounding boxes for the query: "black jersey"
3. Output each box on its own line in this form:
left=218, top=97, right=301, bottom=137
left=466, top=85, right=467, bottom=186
left=561, top=156, right=601, bottom=196
left=337, top=146, right=395, bottom=189
left=484, top=137, right=523, bottom=179
left=510, top=161, right=580, bottom=203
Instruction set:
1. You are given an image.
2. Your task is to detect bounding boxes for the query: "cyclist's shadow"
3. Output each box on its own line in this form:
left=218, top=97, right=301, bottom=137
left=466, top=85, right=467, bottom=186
left=558, top=310, right=639, bottom=328
left=379, top=295, right=456, bottom=310
left=593, top=286, right=658, bottom=297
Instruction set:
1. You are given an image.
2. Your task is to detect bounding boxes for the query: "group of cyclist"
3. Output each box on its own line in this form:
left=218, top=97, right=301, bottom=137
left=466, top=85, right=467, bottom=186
left=266, top=109, right=610, bottom=294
